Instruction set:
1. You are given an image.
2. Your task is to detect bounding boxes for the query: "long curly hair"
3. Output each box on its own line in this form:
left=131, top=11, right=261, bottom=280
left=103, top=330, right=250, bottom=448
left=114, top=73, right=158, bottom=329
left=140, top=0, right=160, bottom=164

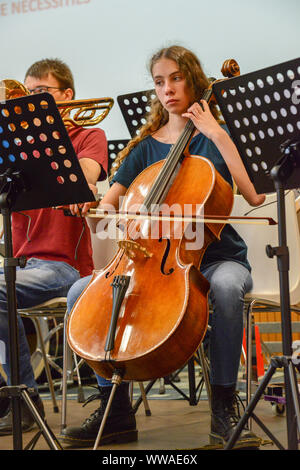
left=110, top=45, right=221, bottom=179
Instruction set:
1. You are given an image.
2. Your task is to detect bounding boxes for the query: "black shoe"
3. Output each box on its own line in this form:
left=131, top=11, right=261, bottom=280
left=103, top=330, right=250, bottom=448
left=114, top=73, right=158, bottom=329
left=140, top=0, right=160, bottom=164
left=226, top=390, right=260, bottom=441
left=209, top=385, right=261, bottom=449
left=59, top=383, right=138, bottom=448
left=0, top=393, right=45, bottom=436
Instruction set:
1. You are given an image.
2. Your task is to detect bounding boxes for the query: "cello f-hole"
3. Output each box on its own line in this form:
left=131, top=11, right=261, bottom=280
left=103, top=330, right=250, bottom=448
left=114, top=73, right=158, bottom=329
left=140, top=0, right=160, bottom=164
left=105, top=251, right=125, bottom=278
left=159, top=237, right=175, bottom=275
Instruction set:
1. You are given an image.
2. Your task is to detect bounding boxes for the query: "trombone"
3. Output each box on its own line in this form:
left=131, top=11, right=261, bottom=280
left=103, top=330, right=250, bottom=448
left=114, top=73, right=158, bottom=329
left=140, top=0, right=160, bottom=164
left=0, top=79, right=114, bottom=127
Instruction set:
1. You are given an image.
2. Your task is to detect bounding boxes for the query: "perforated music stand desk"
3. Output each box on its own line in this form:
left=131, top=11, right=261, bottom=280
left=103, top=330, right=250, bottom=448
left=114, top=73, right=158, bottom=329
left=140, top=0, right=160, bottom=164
left=0, top=92, right=94, bottom=450
left=0, top=92, right=94, bottom=211
left=213, top=58, right=300, bottom=450
left=212, top=57, right=300, bottom=193
left=117, top=89, right=155, bottom=138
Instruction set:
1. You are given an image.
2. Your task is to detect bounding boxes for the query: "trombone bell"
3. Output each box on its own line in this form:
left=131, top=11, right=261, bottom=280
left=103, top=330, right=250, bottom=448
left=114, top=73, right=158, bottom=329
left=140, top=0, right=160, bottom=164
left=56, top=97, right=114, bottom=128
left=0, top=79, right=29, bottom=100
left=0, top=79, right=114, bottom=127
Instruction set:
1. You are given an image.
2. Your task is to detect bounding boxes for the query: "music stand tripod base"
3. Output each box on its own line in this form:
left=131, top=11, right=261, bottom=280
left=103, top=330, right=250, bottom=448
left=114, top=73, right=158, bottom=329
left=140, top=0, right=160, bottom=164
left=0, top=385, right=63, bottom=450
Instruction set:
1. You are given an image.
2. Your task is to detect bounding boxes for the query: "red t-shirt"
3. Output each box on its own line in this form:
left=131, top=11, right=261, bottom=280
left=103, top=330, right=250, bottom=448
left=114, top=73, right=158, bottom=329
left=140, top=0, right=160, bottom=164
left=12, top=126, right=107, bottom=277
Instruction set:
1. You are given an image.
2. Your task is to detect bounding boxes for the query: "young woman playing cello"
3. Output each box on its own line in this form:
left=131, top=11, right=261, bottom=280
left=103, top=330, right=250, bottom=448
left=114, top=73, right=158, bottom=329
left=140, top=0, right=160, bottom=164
left=60, top=45, right=265, bottom=449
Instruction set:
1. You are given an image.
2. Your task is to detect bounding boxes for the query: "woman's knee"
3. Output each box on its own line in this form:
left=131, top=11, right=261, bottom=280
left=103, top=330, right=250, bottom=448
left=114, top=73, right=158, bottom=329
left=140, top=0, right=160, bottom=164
left=67, top=275, right=92, bottom=313
left=209, top=263, right=252, bottom=303
left=211, top=277, right=244, bottom=303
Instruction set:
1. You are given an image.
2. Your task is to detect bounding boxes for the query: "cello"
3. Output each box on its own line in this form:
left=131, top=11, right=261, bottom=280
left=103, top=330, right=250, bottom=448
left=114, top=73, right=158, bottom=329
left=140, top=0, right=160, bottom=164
left=67, top=60, right=241, bottom=383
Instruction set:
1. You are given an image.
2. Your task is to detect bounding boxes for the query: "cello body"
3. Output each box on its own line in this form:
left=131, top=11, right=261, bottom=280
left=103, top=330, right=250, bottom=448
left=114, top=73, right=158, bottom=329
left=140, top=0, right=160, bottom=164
left=67, top=154, right=233, bottom=381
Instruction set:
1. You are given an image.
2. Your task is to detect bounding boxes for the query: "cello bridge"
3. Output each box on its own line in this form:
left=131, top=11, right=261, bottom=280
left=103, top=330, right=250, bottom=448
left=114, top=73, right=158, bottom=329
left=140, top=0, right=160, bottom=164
left=118, top=240, right=153, bottom=260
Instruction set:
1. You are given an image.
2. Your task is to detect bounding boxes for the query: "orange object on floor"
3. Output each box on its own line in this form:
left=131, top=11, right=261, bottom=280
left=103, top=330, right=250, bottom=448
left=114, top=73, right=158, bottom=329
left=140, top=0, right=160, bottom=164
left=242, top=325, right=265, bottom=379
left=254, top=325, right=265, bottom=378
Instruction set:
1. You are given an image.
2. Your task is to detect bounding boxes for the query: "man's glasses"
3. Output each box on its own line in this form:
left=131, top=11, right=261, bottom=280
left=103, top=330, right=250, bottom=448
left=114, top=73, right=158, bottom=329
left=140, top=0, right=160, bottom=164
left=28, top=86, right=65, bottom=95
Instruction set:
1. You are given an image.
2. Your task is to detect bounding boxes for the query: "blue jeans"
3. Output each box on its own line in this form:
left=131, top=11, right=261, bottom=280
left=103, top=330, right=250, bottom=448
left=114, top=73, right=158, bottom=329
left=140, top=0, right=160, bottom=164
left=201, top=261, right=252, bottom=386
left=67, top=260, right=252, bottom=388
left=0, top=258, right=80, bottom=391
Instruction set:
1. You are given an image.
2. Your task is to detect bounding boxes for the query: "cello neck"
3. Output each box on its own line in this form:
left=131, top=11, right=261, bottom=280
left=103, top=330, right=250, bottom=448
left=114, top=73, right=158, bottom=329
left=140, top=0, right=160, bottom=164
left=143, top=119, right=196, bottom=209
left=143, top=59, right=240, bottom=211
left=143, top=83, right=216, bottom=211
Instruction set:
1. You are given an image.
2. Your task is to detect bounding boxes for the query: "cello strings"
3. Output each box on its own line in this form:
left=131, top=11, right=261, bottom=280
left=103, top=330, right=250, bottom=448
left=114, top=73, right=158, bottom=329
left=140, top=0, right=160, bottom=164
left=125, top=120, right=195, bottom=241
left=144, top=120, right=195, bottom=208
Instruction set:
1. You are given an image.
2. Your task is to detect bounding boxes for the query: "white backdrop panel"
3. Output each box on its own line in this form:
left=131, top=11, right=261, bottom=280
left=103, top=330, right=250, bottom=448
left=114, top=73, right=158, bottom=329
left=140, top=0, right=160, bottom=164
left=1, top=0, right=300, bottom=140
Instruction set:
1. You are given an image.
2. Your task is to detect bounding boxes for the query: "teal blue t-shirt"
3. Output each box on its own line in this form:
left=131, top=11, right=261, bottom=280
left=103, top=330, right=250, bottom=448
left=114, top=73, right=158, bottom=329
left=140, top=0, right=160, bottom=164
left=112, top=130, right=251, bottom=272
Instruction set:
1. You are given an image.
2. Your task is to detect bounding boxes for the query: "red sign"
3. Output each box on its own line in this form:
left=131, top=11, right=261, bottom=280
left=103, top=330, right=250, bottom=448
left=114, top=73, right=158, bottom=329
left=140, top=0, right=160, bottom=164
left=0, top=0, right=91, bottom=16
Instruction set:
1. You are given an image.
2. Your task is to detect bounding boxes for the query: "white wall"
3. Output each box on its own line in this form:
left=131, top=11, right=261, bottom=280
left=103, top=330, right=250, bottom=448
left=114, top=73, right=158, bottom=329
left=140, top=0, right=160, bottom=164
left=1, top=0, right=300, bottom=141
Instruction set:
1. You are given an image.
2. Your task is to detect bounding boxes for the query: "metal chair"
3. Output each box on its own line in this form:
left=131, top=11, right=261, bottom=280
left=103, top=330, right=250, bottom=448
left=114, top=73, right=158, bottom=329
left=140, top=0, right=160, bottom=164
left=60, top=311, right=85, bottom=430
left=132, top=344, right=211, bottom=415
left=19, top=297, right=67, bottom=413
left=231, top=191, right=300, bottom=409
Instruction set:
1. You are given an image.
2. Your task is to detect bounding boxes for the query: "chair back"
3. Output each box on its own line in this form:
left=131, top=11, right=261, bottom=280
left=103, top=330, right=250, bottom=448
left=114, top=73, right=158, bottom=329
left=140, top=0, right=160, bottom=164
left=231, top=191, right=300, bottom=305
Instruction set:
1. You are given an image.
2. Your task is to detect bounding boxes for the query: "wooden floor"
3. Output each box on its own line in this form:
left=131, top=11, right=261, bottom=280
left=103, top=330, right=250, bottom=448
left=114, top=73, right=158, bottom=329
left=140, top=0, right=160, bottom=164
left=0, top=393, right=291, bottom=453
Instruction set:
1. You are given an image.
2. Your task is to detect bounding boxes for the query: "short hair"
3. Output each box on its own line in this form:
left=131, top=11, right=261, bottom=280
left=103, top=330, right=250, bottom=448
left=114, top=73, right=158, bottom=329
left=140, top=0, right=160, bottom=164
left=24, top=58, right=76, bottom=97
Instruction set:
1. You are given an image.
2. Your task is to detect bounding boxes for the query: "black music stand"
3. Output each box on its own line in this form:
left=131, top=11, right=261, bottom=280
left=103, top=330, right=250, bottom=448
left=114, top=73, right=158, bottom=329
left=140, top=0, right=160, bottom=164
left=117, top=89, right=155, bottom=138
left=212, top=57, right=300, bottom=450
left=0, top=92, right=94, bottom=450
left=107, top=139, right=129, bottom=173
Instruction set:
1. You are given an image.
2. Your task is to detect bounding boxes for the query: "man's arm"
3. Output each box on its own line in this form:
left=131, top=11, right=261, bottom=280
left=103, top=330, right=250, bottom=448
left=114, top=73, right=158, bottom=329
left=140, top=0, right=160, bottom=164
left=69, top=157, right=101, bottom=216
left=79, top=157, right=101, bottom=186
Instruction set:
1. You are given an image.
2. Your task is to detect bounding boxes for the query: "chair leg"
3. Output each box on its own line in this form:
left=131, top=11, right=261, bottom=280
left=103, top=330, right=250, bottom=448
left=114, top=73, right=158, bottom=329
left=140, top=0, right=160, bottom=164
left=34, top=318, right=59, bottom=413
left=129, top=381, right=152, bottom=416
left=198, top=343, right=211, bottom=411
left=60, top=312, right=87, bottom=430
left=73, top=353, right=85, bottom=403
left=245, top=302, right=254, bottom=406
left=187, top=358, right=197, bottom=405
left=138, top=382, right=151, bottom=416
left=60, top=312, right=72, bottom=430
left=245, top=300, right=255, bottom=430
left=159, top=377, right=165, bottom=394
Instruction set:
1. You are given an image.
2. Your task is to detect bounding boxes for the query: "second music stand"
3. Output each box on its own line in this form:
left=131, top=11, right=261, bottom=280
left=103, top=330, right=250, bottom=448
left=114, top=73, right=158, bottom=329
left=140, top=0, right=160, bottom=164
left=213, top=57, right=300, bottom=450
left=117, top=89, right=155, bottom=138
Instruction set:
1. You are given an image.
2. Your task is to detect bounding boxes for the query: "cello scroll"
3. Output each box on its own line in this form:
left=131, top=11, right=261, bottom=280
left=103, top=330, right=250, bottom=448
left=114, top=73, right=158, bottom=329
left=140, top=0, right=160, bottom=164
left=202, top=58, right=240, bottom=104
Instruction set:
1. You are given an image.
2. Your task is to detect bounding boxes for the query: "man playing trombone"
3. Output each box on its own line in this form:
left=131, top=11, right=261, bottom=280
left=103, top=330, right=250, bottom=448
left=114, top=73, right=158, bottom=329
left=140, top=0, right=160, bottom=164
left=0, top=58, right=108, bottom=435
